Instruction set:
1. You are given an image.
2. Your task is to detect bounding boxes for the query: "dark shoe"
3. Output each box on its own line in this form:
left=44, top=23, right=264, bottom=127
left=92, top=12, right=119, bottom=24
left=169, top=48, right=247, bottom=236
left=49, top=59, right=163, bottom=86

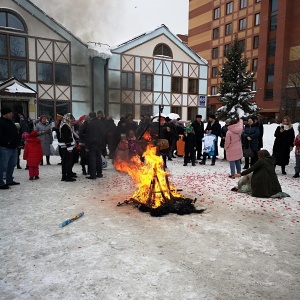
left=82, top=170, right=87, bottom=175
left=7, top=181, right=20, bottom=186
left=168, top=158, right=173, bottom=161
left=57, top=162, right=62, bottom=165
left=282, top=171, right=287, bottom=175
left=183, top=163, right=187, bottom=166
left=29, top=177, right=34, bottom=180
left=97, top=174, right=103, bottom=178
left=72, top=172, right=77, bottom=176
left=86, top=176, right=96, bottom=180
left=35, top=176, right=39, bottom=180
left=211, top=163, right=215, bottom=166
left=61, top=177, right=66, bottom=181
left=231, top=187, right=238, bottom=192
left=228, top=175, right=235, bottom=179
left=17, top=165, right=22, bottom=169
left=40, top=161, right=43, bottom=166
left=65, top=178, right=76, bottom=182
left=0, top=184, right=10, bottom=189
left=192, top=163, right=196, bottom=166
left=72, top=174, right=77, bottom=178
left=199, top=161, right=205, bottom=165
left=47, top=162, right=51, bottom=165
left=293, top=172, right=299, bottom=178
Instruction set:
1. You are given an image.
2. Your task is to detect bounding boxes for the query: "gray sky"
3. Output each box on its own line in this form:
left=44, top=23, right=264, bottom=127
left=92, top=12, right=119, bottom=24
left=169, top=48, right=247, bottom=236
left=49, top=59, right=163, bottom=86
left=30, top=0, right=189, bottom=46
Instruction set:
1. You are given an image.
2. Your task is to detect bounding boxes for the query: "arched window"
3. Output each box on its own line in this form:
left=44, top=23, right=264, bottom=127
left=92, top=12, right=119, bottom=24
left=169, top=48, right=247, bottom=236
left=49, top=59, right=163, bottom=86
left=0, top=9, right=27, bottom=32
left=153, top=43, right=173, bottom=58
left=0, top=9, right=28, bottom=81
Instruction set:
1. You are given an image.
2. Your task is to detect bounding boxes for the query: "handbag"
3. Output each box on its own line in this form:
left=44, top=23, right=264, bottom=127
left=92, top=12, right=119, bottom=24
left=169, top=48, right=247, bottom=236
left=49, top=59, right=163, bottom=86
left=243, top=144, right=254, bottom=158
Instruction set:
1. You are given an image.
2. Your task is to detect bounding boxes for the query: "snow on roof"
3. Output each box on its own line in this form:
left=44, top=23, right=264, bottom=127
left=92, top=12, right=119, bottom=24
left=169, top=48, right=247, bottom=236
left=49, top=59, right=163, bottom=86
left=4, top=82, right=36, bottom=94
left=87, top=42, right=112, bottom=59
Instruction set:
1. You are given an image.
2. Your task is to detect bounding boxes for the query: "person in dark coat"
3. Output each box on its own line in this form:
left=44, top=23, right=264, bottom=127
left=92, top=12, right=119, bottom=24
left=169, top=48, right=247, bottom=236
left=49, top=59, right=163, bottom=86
left=85, top=112, right=106, bottom=179
left=242, top=117, right=260, bottom=169
left=0, top=107, right=20, bottom=189
left=241, top=150, right=282, bottom=198
left=106, top=117, right=120, bottom=159
left=78, top=115, right=90, bottom=175
left=191, top=115, right=205, bottom=160
left=59, top=113, right=76, bottom=182
left=149, top=116, right=172, bottom=169
left=201, top=114, right=221, bottom=165
left=183, top=126, right=197, bottom=166
left=252, top=115, right=264, bottom=150
left=272, top=116, right=295, bottom=175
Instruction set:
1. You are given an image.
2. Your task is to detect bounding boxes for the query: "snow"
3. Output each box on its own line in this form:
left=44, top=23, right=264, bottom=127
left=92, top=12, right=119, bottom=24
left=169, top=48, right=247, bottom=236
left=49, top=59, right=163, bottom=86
left=4, top=82, right=36, bottom=94
left=1, top=123, right=300, bottom=299
left=87, top=42, right=112, bottom=59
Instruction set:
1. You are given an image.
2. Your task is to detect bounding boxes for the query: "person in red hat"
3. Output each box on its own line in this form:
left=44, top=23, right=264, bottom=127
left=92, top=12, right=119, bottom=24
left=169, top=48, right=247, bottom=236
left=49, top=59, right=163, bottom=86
left=23, top=130, right=43, bottom=180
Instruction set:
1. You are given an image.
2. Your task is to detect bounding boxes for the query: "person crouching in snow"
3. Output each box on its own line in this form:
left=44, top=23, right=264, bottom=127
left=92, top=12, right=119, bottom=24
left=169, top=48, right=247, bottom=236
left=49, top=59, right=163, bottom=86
left=225, top=117, right=244, bottom=178
left=183, top=126, right=196, bottom=166
left=23, top=130, right=43, bottom=180
left=239, top=149, right=282, bottom=198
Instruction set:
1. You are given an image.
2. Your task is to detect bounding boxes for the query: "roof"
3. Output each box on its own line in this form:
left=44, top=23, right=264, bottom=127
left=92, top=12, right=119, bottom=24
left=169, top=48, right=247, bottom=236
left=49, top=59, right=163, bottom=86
left=0, top=77, right=37, bottom=96
left=111, top=24, right=208, bottom=66
left=12, top=0, right=87, bottom=47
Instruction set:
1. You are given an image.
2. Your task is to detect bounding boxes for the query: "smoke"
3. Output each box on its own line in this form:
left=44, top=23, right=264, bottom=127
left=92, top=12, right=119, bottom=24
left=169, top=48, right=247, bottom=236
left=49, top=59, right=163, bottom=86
left=30, top=0, right=128, bottom=45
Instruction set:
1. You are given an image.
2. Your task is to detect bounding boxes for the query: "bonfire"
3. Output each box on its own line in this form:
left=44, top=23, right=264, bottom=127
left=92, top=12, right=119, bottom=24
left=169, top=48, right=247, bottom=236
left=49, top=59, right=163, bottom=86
left=114, top=138, right=205, bottom=217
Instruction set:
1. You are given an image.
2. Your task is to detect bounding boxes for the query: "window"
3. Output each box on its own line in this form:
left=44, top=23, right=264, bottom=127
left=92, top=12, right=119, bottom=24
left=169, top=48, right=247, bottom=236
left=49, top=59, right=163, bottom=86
left=121, top=72, right=134, bottom=89
left=188, top=78, right=198, bottom=94
left=270, top=15, right=277, bottom=31
left=0, top=10, right=27, bottom=32
left=239, top=18, right=246, bottom=30
left=212, top=67, right=218, bottom=78
left=253, top=36, right=259, bottom=49
left=254, top=13, right=260, bottom=25
left=267, top=64, right=274, bottom=82
left=224, top=44, right=231, bottom=55
left=252, top=58, right=258, bottom=72
left=55, top=64, right=70, bottom=85
left=171, top=77, right=182, bottom=93
left=240, top=0, right=247, bottom=9
left=214, top=7, right=220, bottom=19
left=121, top=104, right=134, bottom=116
left=268, top=39, right=276, bottom=57
left=212, top=47, right=218, bottom=59
left=265, top=89, right=273, bottom=99
left=213, top=28, right=219, bottom=39
left=226, top=2, right=233, bottom=14
left=0, top=33, right=27, bottom=81
left=211, top=86, right=217, bottom=95
left=153, top=43, right=173, bottom=58
left=251, top=81, right=257, bottom=91
left=271, top=0, right=278, bottom=12
left=140, top=105, right=153, bottom=116
left=38, top=63, right=53, bottom=83
left=225, top=23, right=232, bottom=35
left=141, top=74, right=153, bottom=91
left=238, top=40, right=245, bottom=51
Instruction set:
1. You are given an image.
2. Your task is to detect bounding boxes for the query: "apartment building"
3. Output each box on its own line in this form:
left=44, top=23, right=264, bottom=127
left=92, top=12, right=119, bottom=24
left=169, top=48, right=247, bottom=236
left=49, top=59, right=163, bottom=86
left=188, top=0, right=300, bottom=122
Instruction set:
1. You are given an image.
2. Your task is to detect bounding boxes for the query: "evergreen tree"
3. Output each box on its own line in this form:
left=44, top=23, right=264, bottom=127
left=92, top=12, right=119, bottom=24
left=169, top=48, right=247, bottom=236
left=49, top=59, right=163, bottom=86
left=217, top=36, right=259, bottom=120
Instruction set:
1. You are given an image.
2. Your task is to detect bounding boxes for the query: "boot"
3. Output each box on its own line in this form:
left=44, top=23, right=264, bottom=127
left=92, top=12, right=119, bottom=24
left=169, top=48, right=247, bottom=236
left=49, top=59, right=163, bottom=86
left=40, top=160, right=43, bottom=166
left=46, top=156, right=51, bottom=165
left=293, top=172, right=299, bottom=178
left=281, top=165, right=287, bottom=175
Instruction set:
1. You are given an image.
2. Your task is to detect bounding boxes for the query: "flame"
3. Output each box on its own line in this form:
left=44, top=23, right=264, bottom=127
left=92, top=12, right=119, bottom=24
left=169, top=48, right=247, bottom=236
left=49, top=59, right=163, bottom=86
left=114, top=143, right=182, bottom=208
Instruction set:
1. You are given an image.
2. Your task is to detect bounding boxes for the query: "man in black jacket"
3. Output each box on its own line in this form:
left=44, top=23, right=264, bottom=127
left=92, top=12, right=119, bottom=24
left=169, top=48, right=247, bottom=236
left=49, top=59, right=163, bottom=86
left=0, top=107, right=20, bottom=189
left=86, top=112, right=106, bottom=179
left=59, top=113, right=76, bottom=182
left=191, top=115, right=205, bottom=160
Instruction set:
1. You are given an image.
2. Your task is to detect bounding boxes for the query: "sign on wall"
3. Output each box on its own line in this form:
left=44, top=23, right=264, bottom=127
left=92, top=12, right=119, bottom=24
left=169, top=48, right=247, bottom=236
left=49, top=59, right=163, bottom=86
left=199, top=95, right=206, bottom=106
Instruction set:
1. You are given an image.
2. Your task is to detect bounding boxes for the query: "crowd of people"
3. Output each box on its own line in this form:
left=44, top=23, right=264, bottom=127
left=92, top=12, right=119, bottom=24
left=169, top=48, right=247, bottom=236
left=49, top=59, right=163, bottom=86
left=0, top=107, right=299, bottom=198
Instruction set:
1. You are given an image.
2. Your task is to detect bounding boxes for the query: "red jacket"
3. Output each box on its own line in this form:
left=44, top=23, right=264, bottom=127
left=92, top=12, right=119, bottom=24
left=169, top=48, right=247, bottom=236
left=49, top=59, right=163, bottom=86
left=23, top=137, right=43, bottom=167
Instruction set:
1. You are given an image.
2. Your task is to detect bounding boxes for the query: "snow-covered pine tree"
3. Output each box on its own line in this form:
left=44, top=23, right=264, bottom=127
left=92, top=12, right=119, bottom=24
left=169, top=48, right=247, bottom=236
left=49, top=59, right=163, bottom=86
left=217, top=36, right=259, bottom=120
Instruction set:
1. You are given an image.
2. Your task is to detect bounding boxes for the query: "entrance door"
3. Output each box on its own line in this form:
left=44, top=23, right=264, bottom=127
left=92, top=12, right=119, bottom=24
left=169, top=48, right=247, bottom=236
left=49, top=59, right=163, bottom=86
left=1, top=99, right=29, bottom=122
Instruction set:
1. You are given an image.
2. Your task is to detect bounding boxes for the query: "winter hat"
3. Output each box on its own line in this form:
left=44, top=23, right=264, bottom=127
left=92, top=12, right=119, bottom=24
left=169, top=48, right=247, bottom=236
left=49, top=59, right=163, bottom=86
left=250, top=115, right=258, bottom=121
left=1, top=107, right=12, bottom=116
left=209, top=114, right=216, bottom=120
left=225, top=118, right=231, bottom=124
left=22, top=132, right=30, bottom=140
left=57, top=113, right=63, bottom=118
left=29, top=130, right=38, bottom=137
left=185, top=126, right=193, bottom=132
left=39, top=114, right=47, bottom=120
left=196, top=115, right=202, bottom=119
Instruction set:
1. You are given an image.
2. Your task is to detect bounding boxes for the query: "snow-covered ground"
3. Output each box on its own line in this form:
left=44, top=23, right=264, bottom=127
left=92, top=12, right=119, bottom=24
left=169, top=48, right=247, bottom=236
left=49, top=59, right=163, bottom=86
left=0, top=123, right=299, bottom=300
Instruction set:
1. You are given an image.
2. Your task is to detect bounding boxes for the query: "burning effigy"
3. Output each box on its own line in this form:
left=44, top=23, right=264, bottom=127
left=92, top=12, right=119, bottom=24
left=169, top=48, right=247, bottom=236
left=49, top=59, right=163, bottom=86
left=114, top=125, right=206, bottom=217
